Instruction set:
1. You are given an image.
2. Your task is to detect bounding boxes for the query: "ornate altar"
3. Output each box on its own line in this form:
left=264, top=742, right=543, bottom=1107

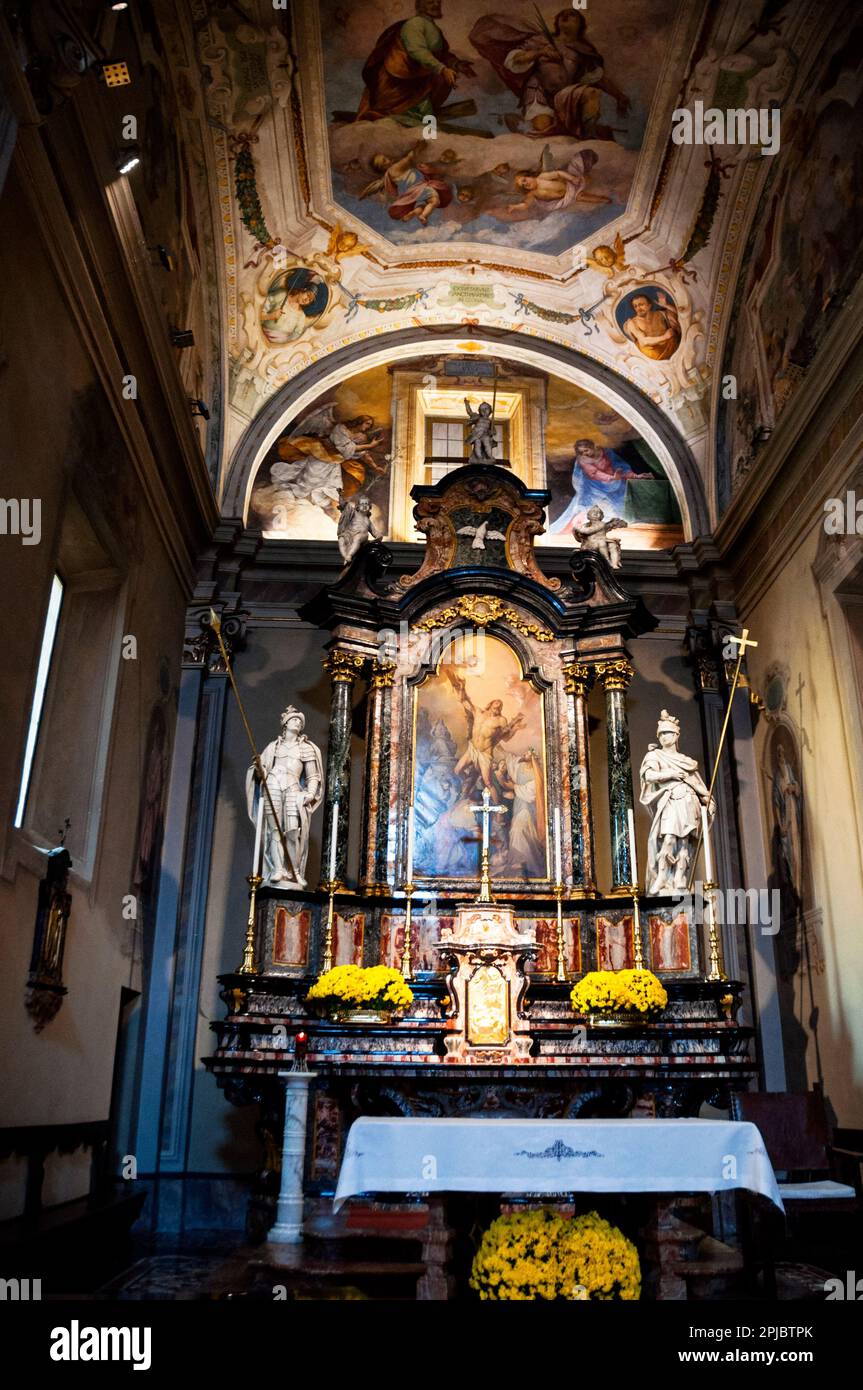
left=203, top=465, right=755, bottom=1229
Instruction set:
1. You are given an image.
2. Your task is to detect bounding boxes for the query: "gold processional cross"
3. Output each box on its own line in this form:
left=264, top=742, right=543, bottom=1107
left=470, top=786, right=507, bottom=904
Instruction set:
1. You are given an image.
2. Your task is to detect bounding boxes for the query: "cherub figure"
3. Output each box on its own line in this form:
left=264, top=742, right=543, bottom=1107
left=572, top=504, right=628, bottom=568
left=337, top=494, right=380, bottom=565
left=586, top=231, right=627, bottom=277
left=359, top=144, right=452, bottom=226
left=465, top=399, right=497, bottom=460
left=324, top=224, right=371, bottom=264
left=507, top=147, right=608, bottom=215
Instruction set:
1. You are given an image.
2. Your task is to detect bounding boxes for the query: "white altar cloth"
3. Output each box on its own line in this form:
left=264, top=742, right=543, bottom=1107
left=333, top=1118, right=784, bottom=1212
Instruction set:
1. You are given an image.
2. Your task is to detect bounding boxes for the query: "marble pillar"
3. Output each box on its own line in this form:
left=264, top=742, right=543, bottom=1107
left=320, top=649, right=364, bottom=889
left=268, top=1069, right=317, bottom=1244
left=563, top=661, right=597, bottom=893
left=597, top=658, right=636, bottom=892
left=360, top=659, right=395, bottom=894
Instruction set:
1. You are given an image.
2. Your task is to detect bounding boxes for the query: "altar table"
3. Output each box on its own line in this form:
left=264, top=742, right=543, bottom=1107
left=333, top=1118, right=783, bottom=1212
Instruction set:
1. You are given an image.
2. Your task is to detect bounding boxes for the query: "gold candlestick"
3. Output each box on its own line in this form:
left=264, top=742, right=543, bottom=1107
left=321, top=883, right=336, bottom=974
left=401, top=882, right=415, bottom=980
left=238, top=873, right=262, bottom=975
left=553, top=881, right=567, bottom=983
left=703, top=880, right=726, bottom=981
left=631, top=886, right=644, bottom=971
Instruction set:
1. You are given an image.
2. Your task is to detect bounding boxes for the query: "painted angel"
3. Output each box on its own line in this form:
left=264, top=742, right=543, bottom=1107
left=263, top=404, right=387, bottom=523
left=337, top=494, right=380, bottom=565
left=507, top=146, right=609, bottom=215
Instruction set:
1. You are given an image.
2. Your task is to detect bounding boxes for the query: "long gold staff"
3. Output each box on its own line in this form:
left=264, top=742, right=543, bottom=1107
left=686, top=627, right=759, bottom=894
left=209, top=610, right=292, bottom=872
left=208, top=611, right=296, bottom=976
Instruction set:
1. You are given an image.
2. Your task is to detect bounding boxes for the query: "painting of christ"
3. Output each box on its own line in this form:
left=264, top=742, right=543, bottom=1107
left=648, top=912, right=691, bottom=973
left=596, top=914, right=634, bottom=971
left=412, top=633, right=547, bottom=882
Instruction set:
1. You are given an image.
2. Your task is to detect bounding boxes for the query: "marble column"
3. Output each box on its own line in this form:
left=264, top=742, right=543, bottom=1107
left=596, top=657, right=636, bottom=892
left=360, top=659, right=396, bottom=894
left=268, top=1069, right=317, bottom=1244
left=562, top=661, right=597, bottom=893
left=321, top=649, right=364, bottom=889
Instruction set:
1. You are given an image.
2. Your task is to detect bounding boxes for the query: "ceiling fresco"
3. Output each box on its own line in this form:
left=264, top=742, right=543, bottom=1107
left=311, top=0, right=679, bottom=257
left=147, top=0, right=860, bottom=536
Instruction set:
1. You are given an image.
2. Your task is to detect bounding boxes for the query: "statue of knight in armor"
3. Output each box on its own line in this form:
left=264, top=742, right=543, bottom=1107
left=639, top=709, right=715, bottom=894
left=246, top=705, right=324, bottom=888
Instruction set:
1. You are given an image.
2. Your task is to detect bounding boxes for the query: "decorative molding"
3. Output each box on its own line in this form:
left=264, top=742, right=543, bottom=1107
left=413, top=595, right=553, bottom=643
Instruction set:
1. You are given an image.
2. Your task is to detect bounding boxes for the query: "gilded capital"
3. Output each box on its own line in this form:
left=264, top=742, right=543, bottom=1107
left=370, top=659, right=396, bottom=689
left=323, top=649, right=365, bottom=684
left=596, top=657, right=635, bottom=692
left=563, top=661, right=594, bottom=698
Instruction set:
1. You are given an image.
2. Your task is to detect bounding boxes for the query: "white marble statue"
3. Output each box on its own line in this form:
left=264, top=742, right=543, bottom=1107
left=337, top=494, right=380, bottom=565
left=639, top=710, right=715, bottom=894
left=572, top=505, right=627, bottom=568
left=246, top=705, right=323, bottom=887
left=464, top=399, right=498, bottom=460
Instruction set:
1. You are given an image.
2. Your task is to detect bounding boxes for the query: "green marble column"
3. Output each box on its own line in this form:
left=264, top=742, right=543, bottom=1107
left=563, top=661, right=597, bottom=893
left=359, top=659, right=395, bottom=895
left=321, top=648, right=364, bottom=890
left=597, top=657, right=636, bottom=892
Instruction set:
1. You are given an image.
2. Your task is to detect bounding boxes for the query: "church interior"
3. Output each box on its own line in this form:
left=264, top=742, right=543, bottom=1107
left=2, top=0, right=863, bottom=1329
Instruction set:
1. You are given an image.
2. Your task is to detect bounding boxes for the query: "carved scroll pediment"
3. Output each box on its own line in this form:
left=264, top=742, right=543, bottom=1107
left=399, top=465, right=560, bottom=593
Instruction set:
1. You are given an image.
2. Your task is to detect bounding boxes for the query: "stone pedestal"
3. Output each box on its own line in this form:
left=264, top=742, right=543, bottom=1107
left=268, top=1068, right=316, bottom=1245
left=436, top=903, right=538, bottom=1063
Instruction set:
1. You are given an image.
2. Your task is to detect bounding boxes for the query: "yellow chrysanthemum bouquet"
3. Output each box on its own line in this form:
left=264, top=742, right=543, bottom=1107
left=470, top=1207, right=641, bottom=1301
left=570, top=968, right=667, bottom=1017
left=307, top=964, right=413, bottom=1020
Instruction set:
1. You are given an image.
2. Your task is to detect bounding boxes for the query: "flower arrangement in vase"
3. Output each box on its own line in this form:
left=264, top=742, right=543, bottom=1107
left=307, top=964, right=413, bottom=1023
left=570, top=969, right=667, bottom=1025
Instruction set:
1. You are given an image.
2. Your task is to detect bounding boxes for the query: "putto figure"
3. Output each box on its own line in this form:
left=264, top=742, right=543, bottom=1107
left=465, top=399, right=498, bottom=460
left=246, top=707, right=323, bottom=888
left=572, top=505, right=627, bottom=568
left=639, top=711, right=714, bottom=894
left=337, top=494, right=380, bottom=565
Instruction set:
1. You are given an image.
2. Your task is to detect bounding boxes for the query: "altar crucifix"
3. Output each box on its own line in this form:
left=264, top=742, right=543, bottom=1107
left=470, top=787, right=507, bottom=904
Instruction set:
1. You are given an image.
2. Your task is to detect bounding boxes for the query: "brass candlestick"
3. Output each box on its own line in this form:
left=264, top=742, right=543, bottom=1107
left=630, top=886, right=645, bottom=971
left=238, top=873, right=262, bottom=975
left=553, top=881, right=567, bottom=982
left=321, top=883, right=336, bottom=974
left=703, top=879, right=726, bottom=981
left=401, top=882, right=415, bottom=980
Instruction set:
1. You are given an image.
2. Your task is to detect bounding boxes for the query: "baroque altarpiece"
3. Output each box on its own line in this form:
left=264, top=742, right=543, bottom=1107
left=204, top=465, right=755, bottom=1215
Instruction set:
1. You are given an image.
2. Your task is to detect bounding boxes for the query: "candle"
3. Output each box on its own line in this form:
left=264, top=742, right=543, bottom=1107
left=701, top=804, right=714, bottom=882
left=627, top=807, right=639, bottom=886
left=406, top=805, right=415, bottom=884
left=482, top=792, right=490, bottom=851
left=553, top=806, right=562, bottom=885
left=328, top=801, right=339, bottom=881
left=252, top=789, right=264, bottom=874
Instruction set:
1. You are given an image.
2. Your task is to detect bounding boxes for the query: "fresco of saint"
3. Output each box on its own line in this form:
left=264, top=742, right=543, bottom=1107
left=548, top=438, right=653, bottom=534
left=469, top=8, right=630, bottom=139
left=618, top=288, right=681, bottom=361
left=355, top=0, right=476, bottom=125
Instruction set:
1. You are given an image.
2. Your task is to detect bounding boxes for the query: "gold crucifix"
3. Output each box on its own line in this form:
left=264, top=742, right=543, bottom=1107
left=470, top=787, right=507, bottom=904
